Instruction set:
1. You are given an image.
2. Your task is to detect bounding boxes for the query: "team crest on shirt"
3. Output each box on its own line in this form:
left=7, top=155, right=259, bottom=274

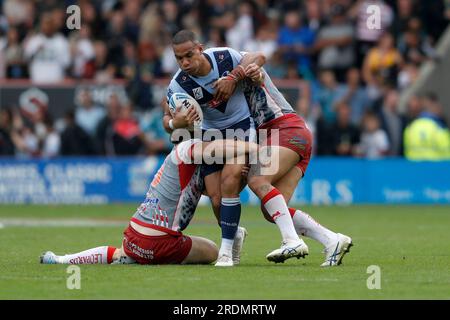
left=192, top=87, right=203, bottom=100
left=218, top=54, right=224, bottom=60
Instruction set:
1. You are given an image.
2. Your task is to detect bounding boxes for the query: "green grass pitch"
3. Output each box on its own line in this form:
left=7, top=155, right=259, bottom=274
left=0, top=204, right=449, bottom=299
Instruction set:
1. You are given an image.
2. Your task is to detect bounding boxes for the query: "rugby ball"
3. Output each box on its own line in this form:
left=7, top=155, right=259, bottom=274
left=168, top=92, right=203, bottom=131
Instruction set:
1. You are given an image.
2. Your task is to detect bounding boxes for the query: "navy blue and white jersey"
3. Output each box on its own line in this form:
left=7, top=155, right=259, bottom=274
left=167, top=47, right=250, bottom=130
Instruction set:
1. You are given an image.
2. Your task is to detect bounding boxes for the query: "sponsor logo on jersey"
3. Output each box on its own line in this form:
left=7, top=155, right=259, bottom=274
left=288, top=136, right=308, bottom=150
left=144, top=197, right=159, bottom=208
left=192, top=87, right=203, bottom=100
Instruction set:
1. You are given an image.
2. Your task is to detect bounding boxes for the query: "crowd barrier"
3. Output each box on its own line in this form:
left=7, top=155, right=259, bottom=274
left=0, top=157, right=448, bottom=205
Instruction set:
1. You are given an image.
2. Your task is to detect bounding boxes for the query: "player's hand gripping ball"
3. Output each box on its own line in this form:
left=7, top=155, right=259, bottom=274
left=168, top=93, right=203, bottom=131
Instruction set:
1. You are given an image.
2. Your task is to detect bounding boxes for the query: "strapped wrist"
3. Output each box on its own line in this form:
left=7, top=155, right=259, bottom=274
left=229, top=64, right=246, bottom=82
left=169, top=119, right=175, bottom=130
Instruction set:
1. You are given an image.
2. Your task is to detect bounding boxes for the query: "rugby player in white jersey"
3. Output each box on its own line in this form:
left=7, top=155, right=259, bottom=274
left=213, top=53, right=353, bottom=266
left=40, top=137, right=258, bottom=265
left=166, top=30, right=262, bottom=266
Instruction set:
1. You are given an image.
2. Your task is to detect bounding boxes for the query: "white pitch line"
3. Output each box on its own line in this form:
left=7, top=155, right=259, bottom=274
left=0, top=218, right=127, bottom=228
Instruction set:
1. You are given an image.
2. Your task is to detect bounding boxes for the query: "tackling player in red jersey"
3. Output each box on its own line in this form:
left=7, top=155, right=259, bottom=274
left=40, top=138, right=257, bottom=265
left=213, top=53, right=353, bottom=266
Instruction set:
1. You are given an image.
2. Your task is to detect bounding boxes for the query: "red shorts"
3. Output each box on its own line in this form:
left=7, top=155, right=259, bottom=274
left=258, top=114, right=313, bottom=175
left=122, top=224, right=192, bottom=265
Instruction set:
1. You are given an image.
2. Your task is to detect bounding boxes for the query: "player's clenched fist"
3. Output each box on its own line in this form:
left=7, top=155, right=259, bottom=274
left=245, top=63, right=264, bottom=83
left=172, top=105, right=201, bottom=128
left=212, top=77, right=237, bottom=102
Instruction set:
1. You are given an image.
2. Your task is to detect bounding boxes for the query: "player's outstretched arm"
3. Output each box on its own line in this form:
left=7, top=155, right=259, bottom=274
left=191, top=140, right=258, bottom=163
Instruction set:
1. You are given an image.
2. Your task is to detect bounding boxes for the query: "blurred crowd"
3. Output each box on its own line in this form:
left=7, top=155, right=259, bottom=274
left=0, top=0, right=449, bottom=159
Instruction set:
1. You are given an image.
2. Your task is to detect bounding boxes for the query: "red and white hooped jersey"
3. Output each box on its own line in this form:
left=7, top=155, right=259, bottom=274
left=131, top=139, right=204, bottom=234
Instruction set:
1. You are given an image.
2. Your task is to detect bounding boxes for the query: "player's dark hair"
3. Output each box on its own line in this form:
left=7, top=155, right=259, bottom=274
left=172, top=30, right=199, bottom=45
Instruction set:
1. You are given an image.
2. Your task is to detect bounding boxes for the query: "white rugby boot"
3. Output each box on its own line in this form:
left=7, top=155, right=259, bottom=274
left=232, top=226, right=248, bottom=265
left=40, top=251, right=60, bottom=264
left=215, top=253, right=234, bottom=267
left=320, top=233, right=353, bottom=267
left=266, top=238, right=309, bottom=263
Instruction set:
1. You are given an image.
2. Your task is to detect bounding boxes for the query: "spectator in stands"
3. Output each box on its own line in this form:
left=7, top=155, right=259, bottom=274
left=244, top=24, right=277, bottom=60
left=206, top=27, right=227, bottom=48
left=23, top=13, right=70, bottom=83
left=404, top=93, right=450, bottom=160
left=304, top=0, right=322, bottom=33
left=398, top=28, right=433, bottom=66
left=329, top=102, right=361, bottom=156
left=60, top=110, right=96, bottom=156
left=104, top=9, right=127, bottom=78
left=397, top=62, right=419, bottom=91
left=140, top=100, right=173, bottom=156
left=4, top=27, right=27, bottom=78
left=264, top=49, right=288, bottom=79
left=41, top=116, right=60, bottom=158
left=138, top=41, right=163, bottom=80
left=97, top=93, right=122, bottom=155
left=314, top=4, right=355, bottom=82
left=362, top=32, right=403, bottom=98
left=75, top=89, right=106, bottom=137
left=70, top=24, right=95, bottom=79
left=278, top=10, right=316, bottom=79
left=390, top=0, right=416, bottom=40
left=376, top=88, right=405, bottom=156
left=10, top=124, right=39, bottom=158
left=92, top=40, right=115, bottom=83
left=351, top=0, right=394, bottom=67
left=219, top=2, right=254, bottom=52
left=357, top=110, right=390, bottom=159
left=334, top=67, right=371, bottom=125
left=404, top=94, right=422, bottom=124
left=0, top=0, right=447, bottom=160
left=0, top=108, right=15, bottom=155
left=315, top=69, right=346, bottom=126
left=111, top=103, right=144, bottom=155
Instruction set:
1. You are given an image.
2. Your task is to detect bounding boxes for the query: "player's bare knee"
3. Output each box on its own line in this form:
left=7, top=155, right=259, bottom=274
left=205, top=240, right=219, bottom=263
left=220, top=173, right=242, bottom=196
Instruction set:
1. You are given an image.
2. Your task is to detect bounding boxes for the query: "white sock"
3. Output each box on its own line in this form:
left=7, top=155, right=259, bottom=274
left=58, top=246, right=117, bottom=264
left=289, top=208, right=338, bottom=248
left=262, top=189, right=300, bottom=243
left=218, top=239, right=234, bottom=257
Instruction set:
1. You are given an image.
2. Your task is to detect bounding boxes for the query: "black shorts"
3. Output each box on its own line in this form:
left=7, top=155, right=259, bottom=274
left=202, top=117, right=254, bottom=176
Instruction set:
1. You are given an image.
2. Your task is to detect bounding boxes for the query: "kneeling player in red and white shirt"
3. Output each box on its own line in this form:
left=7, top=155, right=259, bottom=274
left=40, top=138, right=257, bottom=265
